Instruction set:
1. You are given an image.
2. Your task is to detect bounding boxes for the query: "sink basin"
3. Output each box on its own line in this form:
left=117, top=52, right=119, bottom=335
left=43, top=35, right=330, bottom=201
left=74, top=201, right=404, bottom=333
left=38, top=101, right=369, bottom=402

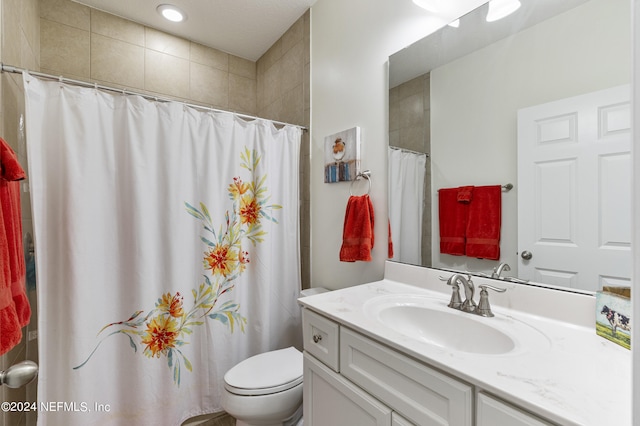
left=363, top=294, right=549, bottom=355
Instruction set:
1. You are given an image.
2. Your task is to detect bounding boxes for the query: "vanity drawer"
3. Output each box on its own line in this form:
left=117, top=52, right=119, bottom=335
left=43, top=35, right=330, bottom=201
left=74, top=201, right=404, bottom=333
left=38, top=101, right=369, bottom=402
left=340, top=327, right=473, bottom=426
left=302, top=308, right=340, bottom=371
left=477, top=392, right=556, bottom=426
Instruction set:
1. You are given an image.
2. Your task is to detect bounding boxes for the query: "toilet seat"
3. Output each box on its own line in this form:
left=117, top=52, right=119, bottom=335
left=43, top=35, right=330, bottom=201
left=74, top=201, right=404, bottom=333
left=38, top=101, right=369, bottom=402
left=224, top=347, right=303, bottom=396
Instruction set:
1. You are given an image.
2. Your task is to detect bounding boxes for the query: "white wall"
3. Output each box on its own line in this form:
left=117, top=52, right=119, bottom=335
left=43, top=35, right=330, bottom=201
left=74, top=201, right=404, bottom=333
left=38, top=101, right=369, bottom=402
left=309, top=0, right=485, bottom=289
left=430, top=0, right=630, bottom=277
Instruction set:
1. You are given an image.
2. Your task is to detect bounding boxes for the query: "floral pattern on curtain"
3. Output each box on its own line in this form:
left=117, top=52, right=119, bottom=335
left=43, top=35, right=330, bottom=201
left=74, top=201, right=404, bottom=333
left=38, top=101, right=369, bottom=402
left=24, top=73, right=302, bottom=425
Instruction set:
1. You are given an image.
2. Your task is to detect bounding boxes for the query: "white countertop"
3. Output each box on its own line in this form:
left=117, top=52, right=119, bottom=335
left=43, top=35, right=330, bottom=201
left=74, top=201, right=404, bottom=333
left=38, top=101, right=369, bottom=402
left=299, top=262, right=631, bottom=426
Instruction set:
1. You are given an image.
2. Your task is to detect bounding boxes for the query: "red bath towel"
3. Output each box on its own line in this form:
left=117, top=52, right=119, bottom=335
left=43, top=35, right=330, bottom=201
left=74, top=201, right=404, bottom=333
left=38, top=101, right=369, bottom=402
left=340, top=194, right=375, bottom=262
left=438, top=188, right=468, bottom=256
left=457, top=186, right=474, bottom=203
left=466, top=185, right=501, bottom=260
left=0, top=137, right=30, bottom=356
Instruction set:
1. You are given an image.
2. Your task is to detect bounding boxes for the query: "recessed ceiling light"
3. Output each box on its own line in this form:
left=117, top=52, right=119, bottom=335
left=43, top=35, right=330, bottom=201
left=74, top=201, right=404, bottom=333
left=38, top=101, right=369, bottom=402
left=157, top=4, right=186, bottom=23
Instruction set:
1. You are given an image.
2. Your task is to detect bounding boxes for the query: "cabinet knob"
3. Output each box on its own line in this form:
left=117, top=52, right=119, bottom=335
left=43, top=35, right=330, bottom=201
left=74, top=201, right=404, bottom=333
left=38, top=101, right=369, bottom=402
left=313, top=334, right=322, bottom=343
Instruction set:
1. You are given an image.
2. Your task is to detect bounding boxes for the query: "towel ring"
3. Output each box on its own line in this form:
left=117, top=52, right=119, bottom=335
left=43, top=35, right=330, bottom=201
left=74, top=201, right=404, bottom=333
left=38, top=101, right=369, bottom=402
left=350, top=171, right=372, bottom=196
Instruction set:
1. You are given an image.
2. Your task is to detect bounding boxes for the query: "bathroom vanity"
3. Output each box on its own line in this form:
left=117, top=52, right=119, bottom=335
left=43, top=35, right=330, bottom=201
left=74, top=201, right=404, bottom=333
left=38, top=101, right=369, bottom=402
left=299, top=262, right=631, bottom=426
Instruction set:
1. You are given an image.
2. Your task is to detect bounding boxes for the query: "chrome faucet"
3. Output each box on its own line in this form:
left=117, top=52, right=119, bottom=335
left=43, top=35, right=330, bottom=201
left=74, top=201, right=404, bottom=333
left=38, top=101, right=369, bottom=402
left=446, top=274, right=476, bottom=313
left=491, top=262, right=511, bottom=279
left=444, top=273, right=506, bottom=317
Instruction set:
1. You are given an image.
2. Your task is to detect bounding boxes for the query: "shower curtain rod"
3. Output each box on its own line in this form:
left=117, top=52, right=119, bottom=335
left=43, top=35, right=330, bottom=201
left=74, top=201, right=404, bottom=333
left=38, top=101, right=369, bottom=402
left=0, top=63, right=308, bottom=132
left=389, top=145, right=430, bottom=158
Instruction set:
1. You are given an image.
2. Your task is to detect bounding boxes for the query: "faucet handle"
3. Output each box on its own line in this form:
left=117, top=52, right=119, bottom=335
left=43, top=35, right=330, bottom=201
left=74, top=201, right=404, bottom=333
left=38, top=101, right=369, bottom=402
left=476, top=284, right=506, bottom=317
left=445, top=278, right=463, bottom=309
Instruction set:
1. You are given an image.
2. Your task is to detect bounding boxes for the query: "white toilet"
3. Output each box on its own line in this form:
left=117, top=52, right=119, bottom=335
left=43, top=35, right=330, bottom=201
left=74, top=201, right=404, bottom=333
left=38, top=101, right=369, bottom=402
left=221, top=288, right=328, bottom=426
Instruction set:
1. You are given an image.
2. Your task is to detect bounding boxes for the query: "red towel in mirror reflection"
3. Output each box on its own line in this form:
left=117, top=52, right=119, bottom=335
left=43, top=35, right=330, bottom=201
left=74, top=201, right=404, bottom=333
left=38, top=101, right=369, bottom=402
left=340, top=194, right=375, bottom=262
left=438, top=185, right=501, bottom=260
left=466, top=185, right=501, bottom=260
left=438, top=188, right=468, bottom=256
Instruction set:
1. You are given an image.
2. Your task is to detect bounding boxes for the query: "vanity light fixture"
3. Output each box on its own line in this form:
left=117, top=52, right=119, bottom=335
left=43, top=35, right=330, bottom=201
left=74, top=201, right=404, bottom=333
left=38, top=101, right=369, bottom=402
left=157, top=4, right=186, bottom=23
left=486, top=0, right=521, bottom=22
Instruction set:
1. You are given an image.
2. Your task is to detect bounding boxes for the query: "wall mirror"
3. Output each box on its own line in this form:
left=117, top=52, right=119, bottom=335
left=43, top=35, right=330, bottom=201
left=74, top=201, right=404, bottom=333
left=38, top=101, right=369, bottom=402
left=388, top=0, right=631, bottom=293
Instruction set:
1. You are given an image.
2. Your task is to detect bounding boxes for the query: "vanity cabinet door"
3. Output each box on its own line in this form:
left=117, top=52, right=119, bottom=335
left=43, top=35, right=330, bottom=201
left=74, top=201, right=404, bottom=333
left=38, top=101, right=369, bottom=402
left=340, top=327, right=473, bottom=426
left=477, top=392, right=556, bottom=426
left=302, top=308, right=340, bottom=371
left=304, top=352, right=392, bottom=426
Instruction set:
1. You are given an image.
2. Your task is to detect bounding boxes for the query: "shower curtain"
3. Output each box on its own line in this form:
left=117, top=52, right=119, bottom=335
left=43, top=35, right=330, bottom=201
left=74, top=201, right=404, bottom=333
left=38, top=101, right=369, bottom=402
left=388, top=147, right=427, bottom=265
left=24, top=74, right=302, bottom=425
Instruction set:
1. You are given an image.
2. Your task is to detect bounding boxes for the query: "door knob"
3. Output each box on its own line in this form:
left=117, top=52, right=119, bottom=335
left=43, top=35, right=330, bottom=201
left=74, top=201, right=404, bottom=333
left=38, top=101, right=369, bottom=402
left=521, top=250, right=533, bottom=260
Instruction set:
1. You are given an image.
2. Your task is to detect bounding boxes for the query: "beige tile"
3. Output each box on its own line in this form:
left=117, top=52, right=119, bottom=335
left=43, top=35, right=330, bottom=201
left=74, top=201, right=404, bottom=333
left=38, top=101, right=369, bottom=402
left=303, top=10, right=310, bottom=65
left=2, top=0, right=22, bottom=65
left=281, top=41, right=303, bottom=94
left=189, top=62, right=228, bottom=107
left=145, top=27, right=190, bottom=60
left=39, top=0, right=90, bottom=31
left=1, top=75, right=22, bottom=152
left=22, top=0, right=40, bottom=59
left=400, top=125, right=425, bottom=153
left=281, top=85, right=304, bottom=125
left=229, top=55, right=255, bottom=80
left=259, top=60, right=282, bottom=111
left=282, top=15, right=304, bottom=54
left=229, top=74, right=256, bottom=115
left=91, top=9, right=144, bottom=46
left=190, top=42, right=228, bottom=71
left=145, top=50, right=190, bottom=99
left=257, top=38, right=282, bottom=76
left=398, top=75, right=424, bottom=101
left=303, top=62, right=310, bottom=115
left=91, top=34, right=144, bottom=89
left=398, top=93, right=424, bottom=130
left=40, top=19, right=90, bottom=77
left=259, top=97, right=283, bottom=123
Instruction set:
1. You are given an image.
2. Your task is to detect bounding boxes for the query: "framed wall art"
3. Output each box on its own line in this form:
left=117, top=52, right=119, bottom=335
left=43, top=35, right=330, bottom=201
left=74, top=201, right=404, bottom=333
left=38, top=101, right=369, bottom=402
left=324, top=126, right=361, bottom=183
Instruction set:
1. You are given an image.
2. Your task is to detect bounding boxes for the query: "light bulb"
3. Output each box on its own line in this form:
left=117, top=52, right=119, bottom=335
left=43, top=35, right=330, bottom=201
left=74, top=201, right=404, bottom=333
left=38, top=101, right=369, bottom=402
left=157, top=4, right=186, bottom=23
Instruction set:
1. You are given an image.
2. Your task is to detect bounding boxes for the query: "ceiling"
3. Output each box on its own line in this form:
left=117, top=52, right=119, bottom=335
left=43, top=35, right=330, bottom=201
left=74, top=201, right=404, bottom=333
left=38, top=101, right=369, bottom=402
left=72, top=0, right=317, bottom=61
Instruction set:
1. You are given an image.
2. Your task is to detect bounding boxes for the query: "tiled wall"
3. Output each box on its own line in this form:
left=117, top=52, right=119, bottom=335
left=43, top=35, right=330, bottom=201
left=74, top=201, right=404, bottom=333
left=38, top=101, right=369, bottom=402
left=0, top=0, right=40, bottom=424
left=39, top=0, right=257, bottom=115
left=389, top=73, right=432, bottom=266
left=256, top=11, right=311, bottom=288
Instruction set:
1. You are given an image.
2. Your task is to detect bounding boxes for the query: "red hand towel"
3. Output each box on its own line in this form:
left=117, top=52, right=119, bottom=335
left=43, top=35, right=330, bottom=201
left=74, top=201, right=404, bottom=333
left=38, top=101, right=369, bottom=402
left=438, top=188, right=468, bottom=256
left=466, top=185, right=501, bottom=260
left=340, top=194, right=375, bottom=262
left=0, top=137, right=30, bottom=356
left=457, top=186, right=474, bottom=203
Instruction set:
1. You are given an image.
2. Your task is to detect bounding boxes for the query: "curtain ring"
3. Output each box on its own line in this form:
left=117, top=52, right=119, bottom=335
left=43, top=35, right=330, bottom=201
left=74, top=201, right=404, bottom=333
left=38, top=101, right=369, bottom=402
left=350, top=171, right=372, bottom=196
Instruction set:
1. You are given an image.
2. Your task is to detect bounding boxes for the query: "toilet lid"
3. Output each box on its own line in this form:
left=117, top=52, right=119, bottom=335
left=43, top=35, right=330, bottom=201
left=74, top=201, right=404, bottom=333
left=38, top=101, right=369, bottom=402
left=224, top=347, right=303, bottom=396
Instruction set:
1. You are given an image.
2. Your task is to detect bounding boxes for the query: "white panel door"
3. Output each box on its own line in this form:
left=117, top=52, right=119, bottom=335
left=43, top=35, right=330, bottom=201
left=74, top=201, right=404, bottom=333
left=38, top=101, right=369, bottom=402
left=517, top=85, right=631, bottom=291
